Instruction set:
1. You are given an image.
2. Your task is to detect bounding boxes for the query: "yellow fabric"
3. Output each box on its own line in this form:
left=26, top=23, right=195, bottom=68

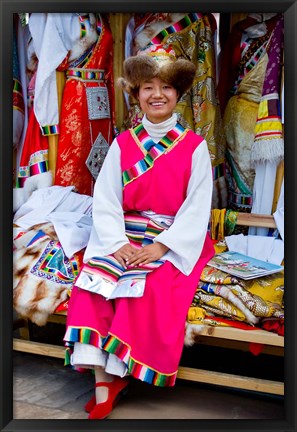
left=187, top=306, right=207, bottom=323
left=254, top=117, right=283, bottom=137
left=258, top=99, right=268, bottom=118
left=191, top=266, right=284, bottom=324
left=210, top=209, right=226, bottom=240
left=194, top=291, right=248, bottom=322
left=48, top=71, right=66, bottom=180
left=272, top=159, right=284, bottom=213
left=242, top=271, right=284, bottom=306
left=213, top=241, right=228, bottom=255
left=200, top=265, right=237, bottom=285
left=187, top=307, right=231, bottom=326
left=223, top=54, right=268, bottom=194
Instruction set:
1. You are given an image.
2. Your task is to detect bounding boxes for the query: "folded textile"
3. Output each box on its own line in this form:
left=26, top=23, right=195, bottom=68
left=189, top=265, right=284, bottom=326
left=46, top=212, right=92, bottom=258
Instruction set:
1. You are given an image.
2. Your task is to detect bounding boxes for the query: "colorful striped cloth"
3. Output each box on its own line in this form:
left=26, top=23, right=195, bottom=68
left=75, top=212, right=167, bottom=299
left=149, top=12, right=203, bottom=46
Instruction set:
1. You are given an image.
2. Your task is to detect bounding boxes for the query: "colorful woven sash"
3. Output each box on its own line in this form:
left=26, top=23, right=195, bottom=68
left=66, top=68, right=105, bottom=81
left=75, top=212, right=167, bottom=299
left=122, top=122, right=187, bottom=187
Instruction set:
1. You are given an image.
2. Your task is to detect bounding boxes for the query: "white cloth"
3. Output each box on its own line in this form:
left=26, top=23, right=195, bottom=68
left=71, top=342, right=127, bottom=377
left=13, top=186, right=93, bottom=257
left=84, top=114, right=213, bottom=275
left=273, top=179, right=284, bottom=240
left=46, top=212, right=92, bottom=257
left=13, top=185, right=76, bottom=226
left=249, top=161, right=278, bottom=236
left=15, top=20, right=30, bottom=172
left=225, top=234, right=284, bottom=265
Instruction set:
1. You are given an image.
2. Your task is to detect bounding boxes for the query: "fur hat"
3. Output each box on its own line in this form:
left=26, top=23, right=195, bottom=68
left=118, top=45, right=196, bottom=99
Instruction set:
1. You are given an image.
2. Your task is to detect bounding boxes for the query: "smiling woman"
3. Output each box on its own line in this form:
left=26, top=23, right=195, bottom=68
left=138, top=78, right=178, bottom=124
left=63, top=43, right=214, bottom=419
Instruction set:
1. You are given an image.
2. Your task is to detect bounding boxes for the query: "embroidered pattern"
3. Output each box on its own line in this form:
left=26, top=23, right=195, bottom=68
left=17, top=150, right=49, bottom=187
left=30, top=238, right=79, bottom=285
left=149, top=12, right=203, bottom=45
left=85, top=132, right=110, bottom=180
left=41, top=124, right=60, bottom=136
left=67, top=68, right=105, bottom=81
left=85, top=85, right=110, bottom=120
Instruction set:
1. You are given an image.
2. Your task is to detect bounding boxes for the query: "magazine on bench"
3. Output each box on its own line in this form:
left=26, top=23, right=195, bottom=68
left=207, top=251, right=284, bottom=280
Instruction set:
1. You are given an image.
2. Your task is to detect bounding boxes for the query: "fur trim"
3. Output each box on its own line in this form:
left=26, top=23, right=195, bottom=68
left=13, top=172, right=53, bottom=213
left=69, top=13, right=98, bottom=62
left=184, top=323, right=206, bottom=347
left=134, top=14, right=186, bottom=52
left=251, top=138, right=284, bottom=166
left=13, top=222, right=73, bottom=326
left=120, top=52, right=196, bottom=97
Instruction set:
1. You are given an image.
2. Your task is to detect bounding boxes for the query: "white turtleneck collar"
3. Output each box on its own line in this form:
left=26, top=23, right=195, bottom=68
left=142, top=113, right=178, bottom=142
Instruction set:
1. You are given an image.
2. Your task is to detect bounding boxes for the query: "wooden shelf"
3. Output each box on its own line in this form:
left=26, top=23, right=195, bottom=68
left=236, top=213, right=276, bottom=229
left=189, top=324, right=284, bottom=347
left=177, top=366, right=284, bottom=396
left=13, top=337, right=284, bottom=396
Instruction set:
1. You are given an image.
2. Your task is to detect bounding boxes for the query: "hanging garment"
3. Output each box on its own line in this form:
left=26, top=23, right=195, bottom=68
left=219, top=13, right=283, bottom=212
left=54, top=14, right=115, bottom=196
left=250, top=15, right=284, bottom=234
left=64, top=115, right=215, bottom=386
left=123, top=12, right=227, bottom=209
left=16, top=109, right=50, bottom=187
left=13, top=17, right=25, bottom=152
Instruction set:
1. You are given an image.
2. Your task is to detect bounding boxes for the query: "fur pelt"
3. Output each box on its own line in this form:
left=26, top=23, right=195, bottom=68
left=68, top=13, right=98, bottom=62
left=134, top=13, right=186, bottom=52
left=184, top=323, right=206, bottom=347
left=13, top=171, right=53, bottom=213
left=13, top=223, right=72, bottom=326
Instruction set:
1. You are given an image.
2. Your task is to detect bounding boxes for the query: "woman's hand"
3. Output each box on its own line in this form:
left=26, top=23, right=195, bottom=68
left=126, top=242, right=169, bottom=267
left=113, top=244, right=138, bottom=269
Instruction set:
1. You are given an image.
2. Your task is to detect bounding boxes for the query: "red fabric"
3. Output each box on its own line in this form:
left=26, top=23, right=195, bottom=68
left=217, top=16, right=257, bottom=114
left=205, top=315, right=262, bottom=331
left=54, top=16, right=115, bottom=196
left=249, top=343, right=264, bottom=356
left=261, top=319, right=284, bottom=337
left=17, top=109, right=49, bottom=187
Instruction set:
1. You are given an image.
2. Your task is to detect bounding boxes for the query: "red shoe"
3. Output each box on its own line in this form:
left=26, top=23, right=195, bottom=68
left=88, top=377, right=129, bottom=420
left=84, top=395, right=96, bottom=413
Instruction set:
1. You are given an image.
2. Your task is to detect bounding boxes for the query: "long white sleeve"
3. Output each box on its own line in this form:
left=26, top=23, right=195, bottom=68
left=155, top=140, right=213, bottom=275
left=29, top=14, right=71, bottom=133
left=29, top=13, right=97, bottom=135
left=84, top=140, right=128, bottom=261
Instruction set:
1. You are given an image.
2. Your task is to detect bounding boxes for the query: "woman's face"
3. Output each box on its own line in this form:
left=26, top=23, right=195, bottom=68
left=138, top=77, right=178, bottom=124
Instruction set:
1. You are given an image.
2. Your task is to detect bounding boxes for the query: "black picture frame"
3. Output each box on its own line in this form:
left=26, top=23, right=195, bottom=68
left=1, top=1, right=296, bottom=431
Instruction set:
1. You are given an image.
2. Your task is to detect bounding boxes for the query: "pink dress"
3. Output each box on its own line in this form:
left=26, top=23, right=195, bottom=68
left=64, top=121, right=214, bottom=386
